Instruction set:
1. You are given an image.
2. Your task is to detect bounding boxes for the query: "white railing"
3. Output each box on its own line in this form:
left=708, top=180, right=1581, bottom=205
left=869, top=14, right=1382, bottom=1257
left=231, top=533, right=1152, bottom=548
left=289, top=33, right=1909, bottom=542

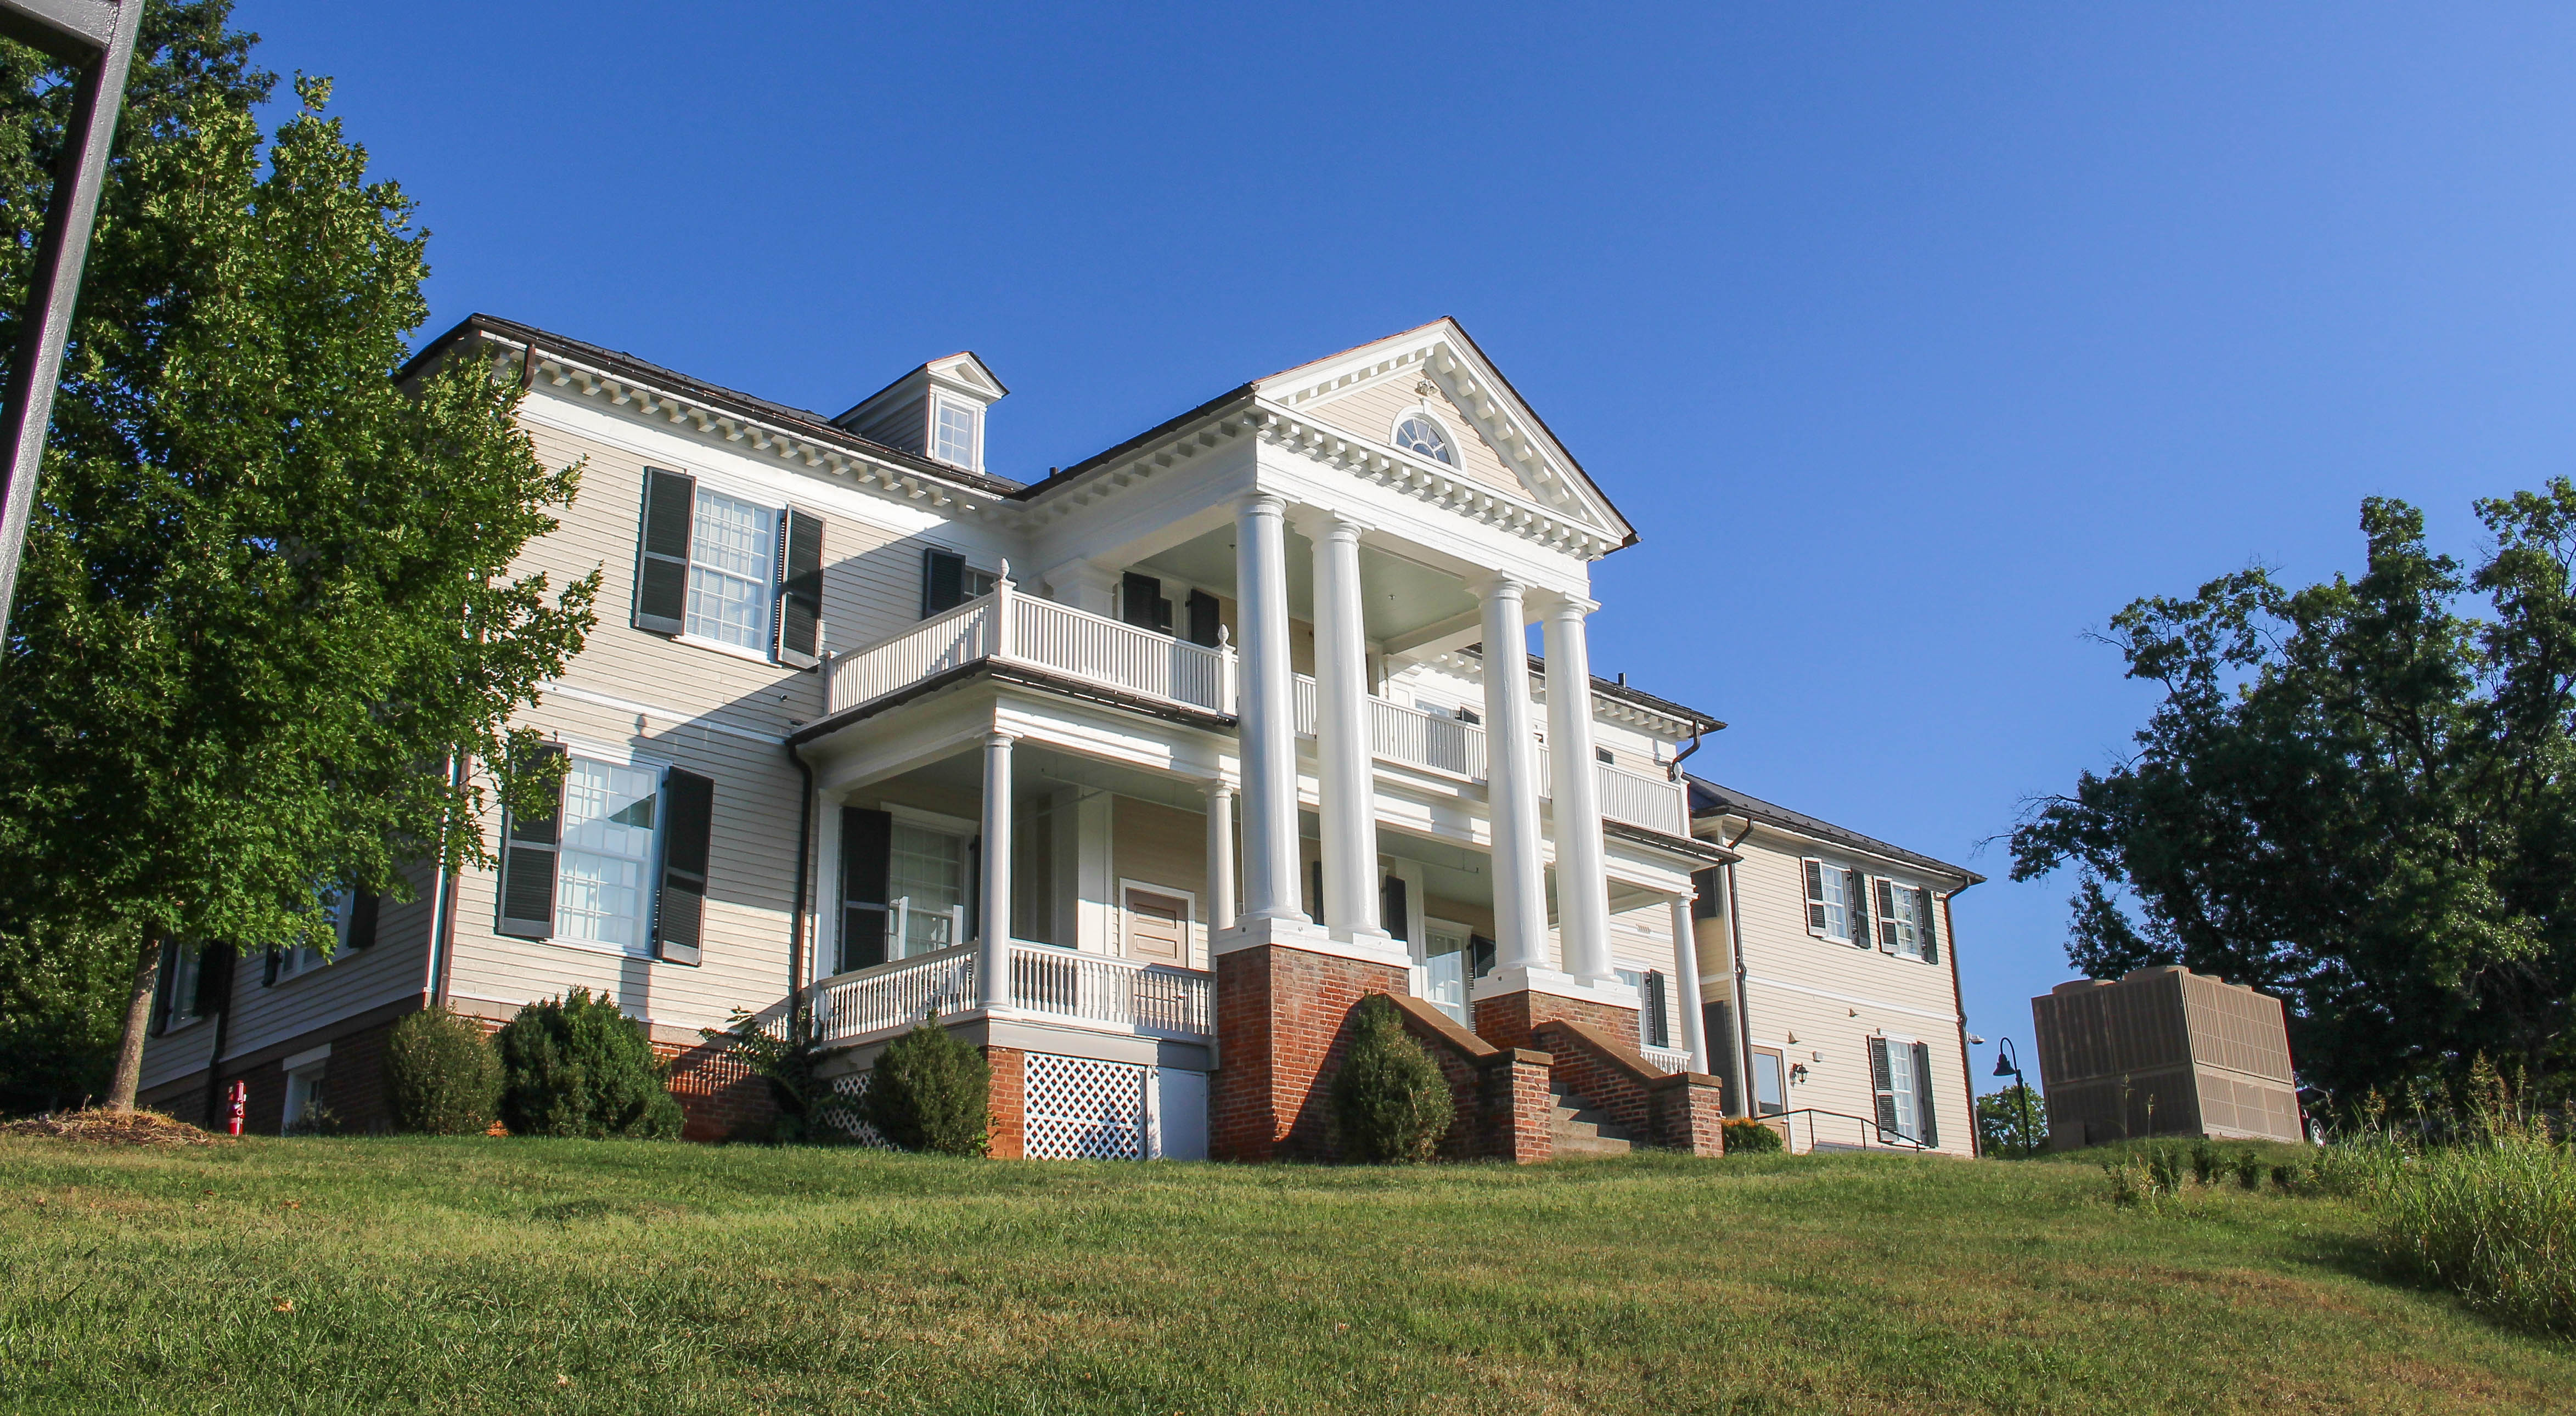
left=826, top=580, right=1231, bottom=717
left=812, top=941, right=1215, bottom=1046
left=1009, top=944, right=1212, bottom=1037
left=1597, top=762, right=1689, bottom=836
left=1640, top=1043, right=1693, bottom=1076
left=1370, top=697, right=1486, bottom=779
left=814, top=945, right=978, bottom=1045
left=1292, top=673, right=1316, bottom=736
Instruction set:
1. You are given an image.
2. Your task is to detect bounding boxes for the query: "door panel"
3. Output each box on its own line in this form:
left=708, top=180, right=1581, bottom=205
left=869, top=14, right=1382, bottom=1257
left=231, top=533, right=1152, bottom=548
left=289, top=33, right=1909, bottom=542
left=1124, top=888, right=1190, bottom=965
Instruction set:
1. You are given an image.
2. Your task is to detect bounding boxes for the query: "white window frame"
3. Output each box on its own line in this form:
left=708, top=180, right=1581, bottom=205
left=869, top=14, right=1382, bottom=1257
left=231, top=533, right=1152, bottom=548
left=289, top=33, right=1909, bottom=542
left=273, top=892, right=361, bottom=985
left=1803, top=858, right=1854, bottom=944
left=884, top=803, right=977, bottom=958
left=282, top=1060, right=327, bottom=1132
left=1389, top=408, right=1456, bottom=466
left=1874, top=877, right=1930, bottom=960
left=931, top=392, right=983, bottom=472
left=667, top=481, right=780, bottom=664
left=550, top=752, right=672, bottom=960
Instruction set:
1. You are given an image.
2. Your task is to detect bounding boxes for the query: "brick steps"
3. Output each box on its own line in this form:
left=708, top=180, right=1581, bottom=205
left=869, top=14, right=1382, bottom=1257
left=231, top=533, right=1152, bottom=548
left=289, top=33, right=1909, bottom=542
left=1549, top=1080, right=1636, bottom=1157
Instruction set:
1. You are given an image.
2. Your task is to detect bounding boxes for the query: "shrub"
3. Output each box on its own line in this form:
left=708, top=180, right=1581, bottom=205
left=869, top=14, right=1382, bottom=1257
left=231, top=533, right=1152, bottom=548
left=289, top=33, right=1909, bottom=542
left=494, top=989, right=683, bottom=1139
left=2232, top=1149, right=2264, bottom=1190
left=2190, top=1140, right=2219, bottom=1186
left=860, top=1012, right=988, bottom=1155
left=1720, top=1117, right=1784, bottom=1154
left=282, top=1100, right=344, bottom=1137
left=704, top=1004, right=853, bottom=1144
left=383, top=1006, right=502, bottom=1135
left=1328, top=994, right=1451, bottom=1164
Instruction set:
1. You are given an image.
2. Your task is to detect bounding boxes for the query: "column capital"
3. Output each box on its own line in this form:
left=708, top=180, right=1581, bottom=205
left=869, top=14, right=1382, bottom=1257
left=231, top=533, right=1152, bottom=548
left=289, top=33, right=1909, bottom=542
left=1469, top=570, right=1529, bottom=602
left=1202, top=777, right=1235, bottom=799
left=1234, top=490, right=1290, bottom=519
left=1534, top=588, right=1599, bottom=620
left=985, top=729, right=1020, bottom=748
left=1290, top=505, right=1373, bottom=543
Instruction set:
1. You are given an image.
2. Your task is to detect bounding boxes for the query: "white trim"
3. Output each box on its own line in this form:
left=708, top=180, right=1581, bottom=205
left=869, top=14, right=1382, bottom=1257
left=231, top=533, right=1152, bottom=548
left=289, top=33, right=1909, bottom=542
left=1741, top=972, right=1962, bottom=1024
left=1388, top=407, right=1457, bottom=467
left=281, top=1042, right=333, bottom=1071
left=885, top=802, right=980, bottom=836
left=535, top=681, right=785, bottom=745
left=672, top=631, right=780, bottom=668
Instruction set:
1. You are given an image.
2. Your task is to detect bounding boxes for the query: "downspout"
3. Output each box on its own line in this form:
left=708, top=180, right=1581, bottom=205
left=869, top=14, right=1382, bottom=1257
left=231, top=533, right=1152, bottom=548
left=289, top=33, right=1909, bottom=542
left=1721, top=813, right=1756, bottom=1118
left=196, top=946, right=236, bottom=1127
left=1944, top=887, right=1977, bottom=1158
left=425, top=753, right=465, bottom=1010
left=786, top=741, right=816, bottom=1005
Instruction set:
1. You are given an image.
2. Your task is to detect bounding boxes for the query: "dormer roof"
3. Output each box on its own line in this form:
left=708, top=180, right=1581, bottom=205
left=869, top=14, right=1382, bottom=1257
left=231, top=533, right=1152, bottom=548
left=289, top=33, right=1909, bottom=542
left=832, top=352, right=1008, bottom=473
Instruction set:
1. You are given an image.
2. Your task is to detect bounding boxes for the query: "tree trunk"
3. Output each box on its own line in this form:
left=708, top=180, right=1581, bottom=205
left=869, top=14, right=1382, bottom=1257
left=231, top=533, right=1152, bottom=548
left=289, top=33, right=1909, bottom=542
left=105, top=927, right=162, bottom=1113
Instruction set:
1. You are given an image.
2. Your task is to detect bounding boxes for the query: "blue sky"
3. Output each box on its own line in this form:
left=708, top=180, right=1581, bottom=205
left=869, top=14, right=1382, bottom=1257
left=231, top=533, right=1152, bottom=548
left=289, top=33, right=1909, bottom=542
left=237, top=3, right=2576, bottom=1092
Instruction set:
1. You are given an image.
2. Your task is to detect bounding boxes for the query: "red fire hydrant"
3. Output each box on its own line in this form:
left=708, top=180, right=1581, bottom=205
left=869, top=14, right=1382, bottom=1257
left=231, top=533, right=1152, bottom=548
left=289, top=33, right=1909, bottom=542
left=226, top=1080, right=246, bottom=1137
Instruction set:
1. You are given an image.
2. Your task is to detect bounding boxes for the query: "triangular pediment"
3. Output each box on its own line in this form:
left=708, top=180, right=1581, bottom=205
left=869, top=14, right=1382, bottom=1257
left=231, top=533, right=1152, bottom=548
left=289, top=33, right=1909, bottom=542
left=1253, top=319, right=1630, bottom=539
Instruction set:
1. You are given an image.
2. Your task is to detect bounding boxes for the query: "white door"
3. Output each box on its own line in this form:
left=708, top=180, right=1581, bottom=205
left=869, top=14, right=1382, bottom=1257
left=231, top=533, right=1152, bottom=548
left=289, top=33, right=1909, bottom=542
left=1151, top=1068, right=1208, bottom=1160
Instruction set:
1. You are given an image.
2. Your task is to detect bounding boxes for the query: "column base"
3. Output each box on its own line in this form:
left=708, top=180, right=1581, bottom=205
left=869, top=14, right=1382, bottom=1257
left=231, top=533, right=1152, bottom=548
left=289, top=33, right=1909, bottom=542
left=1471, top=969, right=1646, bottom=1053
left=1210, top=930, right=1414, bottom=1164
left=1215, top=915, right=1413, bottom=969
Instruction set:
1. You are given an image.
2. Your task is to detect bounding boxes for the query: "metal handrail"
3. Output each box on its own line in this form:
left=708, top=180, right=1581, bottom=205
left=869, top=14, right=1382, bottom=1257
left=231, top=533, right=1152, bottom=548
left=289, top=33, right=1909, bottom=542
left=1759, top=1107, right=1932, bottom=1153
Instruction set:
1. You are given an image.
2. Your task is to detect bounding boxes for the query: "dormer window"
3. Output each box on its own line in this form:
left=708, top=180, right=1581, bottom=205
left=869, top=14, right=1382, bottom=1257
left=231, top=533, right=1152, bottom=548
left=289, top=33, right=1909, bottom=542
left=933, top=394, right=980, bottom=469
left=1393, top=414, right=1453, bottom=465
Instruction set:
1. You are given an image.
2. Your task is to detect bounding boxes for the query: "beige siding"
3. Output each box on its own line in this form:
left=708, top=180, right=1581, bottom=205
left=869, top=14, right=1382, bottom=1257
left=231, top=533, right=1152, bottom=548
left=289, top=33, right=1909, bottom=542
left=1107, top=797, right=1212, bottom=968
left=1726, top=828, right=1972, bottom=1157
left=1306, top=376, right=1529, bottom=499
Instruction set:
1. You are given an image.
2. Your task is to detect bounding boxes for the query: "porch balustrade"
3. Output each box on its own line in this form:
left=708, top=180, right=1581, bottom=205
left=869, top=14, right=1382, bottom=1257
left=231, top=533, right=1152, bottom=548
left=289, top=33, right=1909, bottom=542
left=812, top=941, right=1214, bottom=1047
left=820, top=584, right=1688, bottom=836
left=1639, top=1042, right=1693, bottom=1076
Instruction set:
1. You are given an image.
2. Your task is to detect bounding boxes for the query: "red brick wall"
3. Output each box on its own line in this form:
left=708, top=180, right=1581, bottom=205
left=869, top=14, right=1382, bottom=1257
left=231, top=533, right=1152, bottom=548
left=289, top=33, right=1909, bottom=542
left=1212, top=944, right=1411, bottom=1163
left=1647, top=1073, right=1728, bottom=1156
left=1492, top=1049, right=1555, bottom=1164
left=316, top=1020, right=398, bottom=1135
left=657, top=1038, right=778, bottom=1143
left=1473, top=990, right=1642, bottom=1053
left=1537, top=1022, right=1653, bottom=1138
left=984, top=1046, right=1025, bottom=1159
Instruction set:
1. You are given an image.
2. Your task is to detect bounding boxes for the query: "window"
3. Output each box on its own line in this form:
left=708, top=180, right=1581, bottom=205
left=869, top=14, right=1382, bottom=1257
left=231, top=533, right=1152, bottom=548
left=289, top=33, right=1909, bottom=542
left=1393, top=413, right=1453, bottom=465
left=1423, top=920, right=1475, bottom=1024
left=162, top=946, right=204, bottom=1029
left=1803, top=859, right=1857, bottom=943
left=1595, top=746, right=1615, bottom=766
left=282, top=1061, right=327, bottom=1133
left=1690, top=867, right=1723, bottom=921
left=1875, top=879, right=1934, bottom=960
left=920, top=548, right=998, bottom=618
left=887, top=822, right=969, bottom=957
left=554, top=758, right=663, bottom=953
left=1750, top=1047, right=1787, bottom=1117
left=1869, top=1036, right=1940, bottom=1147
left=933, top=395, right=980, bottom=469
left=684, top=488, right=775, bottom=651
left=1618, top=968, right=1671, bottom=1049
left=963, top=565, right=998, bottom=599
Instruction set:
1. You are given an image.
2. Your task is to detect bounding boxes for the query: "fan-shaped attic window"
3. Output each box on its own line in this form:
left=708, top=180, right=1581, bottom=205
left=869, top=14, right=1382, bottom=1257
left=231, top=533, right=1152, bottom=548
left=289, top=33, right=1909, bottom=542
left=1393, top=414, right=1453, bottom=465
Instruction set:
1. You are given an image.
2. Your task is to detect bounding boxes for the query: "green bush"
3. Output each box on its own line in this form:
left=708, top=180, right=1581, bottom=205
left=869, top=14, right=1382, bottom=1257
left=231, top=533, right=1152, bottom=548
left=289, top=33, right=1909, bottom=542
left=494, top=989, right=683, bottom=1139
left=1328, top=994, right=1451, bottom=1164
left=703, top=1004, right=854, bottom=1144
left=860, top=1012, right=987, bottom=1155
left=383, top=1006, right=502, bottom=1135
left=1720, top=1117, right=1784, bottom=1154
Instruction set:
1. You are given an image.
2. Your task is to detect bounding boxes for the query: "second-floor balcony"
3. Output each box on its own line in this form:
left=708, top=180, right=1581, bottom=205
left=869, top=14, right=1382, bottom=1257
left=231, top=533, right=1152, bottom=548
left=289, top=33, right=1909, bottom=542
left=820, top=580, right=1689, bottom=837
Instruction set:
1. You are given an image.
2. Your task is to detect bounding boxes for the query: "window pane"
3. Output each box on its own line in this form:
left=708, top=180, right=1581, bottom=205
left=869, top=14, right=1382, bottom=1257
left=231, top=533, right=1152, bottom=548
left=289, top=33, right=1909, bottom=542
left=1885, top=1042, right=1920, bottom=1138
left=1819, top=867, right=1850, bottom=940
left=556, top=759, right=661, bottom=951
left=1752, top=1052, right=1786, bottom=1116
left=685, top=489, right=773, bottom=649
left=936, top=400, right=976, bottom=465
left=888, top=825, right=966, bottom=957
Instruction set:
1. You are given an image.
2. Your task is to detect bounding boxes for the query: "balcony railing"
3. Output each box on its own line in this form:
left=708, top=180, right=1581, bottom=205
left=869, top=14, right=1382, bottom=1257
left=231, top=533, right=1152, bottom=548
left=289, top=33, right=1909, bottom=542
left=1639, top=1042, right=1694, bottom=1076
left=820, top=582, right=1689, bottom=837
left=813, top=941, right=1214, bottom=1047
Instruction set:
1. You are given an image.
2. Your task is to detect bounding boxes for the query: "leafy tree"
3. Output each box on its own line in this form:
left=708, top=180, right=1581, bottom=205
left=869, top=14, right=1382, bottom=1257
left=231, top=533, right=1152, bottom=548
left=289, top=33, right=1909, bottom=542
left=1976, top=1084, right=2047, bottom=1158
left=2012, top=492, right=2576, bottom=1101
left=0, top=4, right=597, bottom=1109
left=0, top=919, right=128, bottom=1114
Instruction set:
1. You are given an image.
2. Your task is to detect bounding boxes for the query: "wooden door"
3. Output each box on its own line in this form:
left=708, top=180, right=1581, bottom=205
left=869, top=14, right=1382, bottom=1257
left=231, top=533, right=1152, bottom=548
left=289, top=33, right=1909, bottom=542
left=1124, top=887, right=1190, bottom=966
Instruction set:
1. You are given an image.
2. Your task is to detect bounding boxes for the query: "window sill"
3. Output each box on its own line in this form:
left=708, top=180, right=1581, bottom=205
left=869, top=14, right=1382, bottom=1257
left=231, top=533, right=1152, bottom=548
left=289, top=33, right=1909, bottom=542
left=668, top=631, right=783, bottom=669
left=520, top=933, right=663, bottom=966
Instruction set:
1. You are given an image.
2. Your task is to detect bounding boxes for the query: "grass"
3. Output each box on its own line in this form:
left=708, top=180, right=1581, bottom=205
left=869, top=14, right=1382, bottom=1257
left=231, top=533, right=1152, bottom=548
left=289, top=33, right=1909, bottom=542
left=4, top=1137, right=2573, bottom=1414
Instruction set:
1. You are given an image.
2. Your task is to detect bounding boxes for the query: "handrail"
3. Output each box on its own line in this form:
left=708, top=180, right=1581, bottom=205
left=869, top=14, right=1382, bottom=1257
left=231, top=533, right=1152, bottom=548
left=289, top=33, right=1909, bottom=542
left=1761, top=1107, right=1932, bottom=1153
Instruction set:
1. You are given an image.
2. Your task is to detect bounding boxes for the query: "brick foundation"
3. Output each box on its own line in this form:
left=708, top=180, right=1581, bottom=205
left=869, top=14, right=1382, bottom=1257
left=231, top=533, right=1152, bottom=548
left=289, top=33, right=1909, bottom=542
left=1473, top=989, right=1641, bottom=1054
left=984, top=1045, right=1026, bottom=1159
left=1212, top=943, right=1411, bottom=1163
left=657, top=1037, right=778, bottom=1143
left=1385, top=993, right=1555, bottom=1163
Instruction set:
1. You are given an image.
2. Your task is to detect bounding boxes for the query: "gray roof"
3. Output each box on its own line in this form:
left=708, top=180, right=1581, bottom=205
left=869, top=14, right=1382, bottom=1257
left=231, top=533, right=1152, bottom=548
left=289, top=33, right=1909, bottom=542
left=1686, top=776, right=1983, bottom=887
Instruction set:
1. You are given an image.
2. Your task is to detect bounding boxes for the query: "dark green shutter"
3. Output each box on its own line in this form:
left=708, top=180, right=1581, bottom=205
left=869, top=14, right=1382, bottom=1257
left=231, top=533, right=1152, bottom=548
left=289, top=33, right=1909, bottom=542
left=1847, top=867, right=1874, bottom=949
left=921, top=548, right=966, bottom=617
left=1380, top=875, right=1409, bottom=944
left=1469, top=933, right=1495, bottom=979
left=1868, top=1037, right=1899, bottom=1135
left=194, top=944, right=235, bottom=1017
left=1918, top=887, right=1939, bottom=963
left=1122, top=572, right=1168, bottom=631
left=262, top=947, right=280, bottom=987
left=1691, top=867, right=1721, bottom=920
left=1802, top=860, right=1828, bottom=933
left=1874, top=878, right=1899, bottom=953
left=1186, top=590, right=1221, bottom=647
left=1911, top=1041, right=1939, bottom=1147
left=634, top=468, right=695, bottom=635
left=345, top=894, right=379, bottom=952
left=1306, top=859, right=1324, bottom=923
left=655, top=769, right=714, bottom=966
left=775, top=506, right=826, bottom=667
left=150, top=938, right=178, bottom=1034
left=1642, top=971, right=1669, bottom=1049
left=496, top=744, right=567, bottom=939
left=839, top=806, right=892, bottom=972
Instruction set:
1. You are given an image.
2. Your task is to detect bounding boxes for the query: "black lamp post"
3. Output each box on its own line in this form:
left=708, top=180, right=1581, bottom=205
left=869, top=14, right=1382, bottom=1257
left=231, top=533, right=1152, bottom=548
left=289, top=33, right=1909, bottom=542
left=1992, top=1037, right=2036, bottom=1156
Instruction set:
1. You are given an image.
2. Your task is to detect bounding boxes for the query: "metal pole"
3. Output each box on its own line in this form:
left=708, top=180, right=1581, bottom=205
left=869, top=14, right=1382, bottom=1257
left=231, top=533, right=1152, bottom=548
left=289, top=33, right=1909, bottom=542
left=0, top=0, right=142, bottom=626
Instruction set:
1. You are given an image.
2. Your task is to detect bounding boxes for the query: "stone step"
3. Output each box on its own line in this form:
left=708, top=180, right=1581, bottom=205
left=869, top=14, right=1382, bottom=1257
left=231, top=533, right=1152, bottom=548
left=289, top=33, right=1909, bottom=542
left=1546, top=1080, right=1639, bottom=1155
left=1552, top=1130, right=1633, bottom=1157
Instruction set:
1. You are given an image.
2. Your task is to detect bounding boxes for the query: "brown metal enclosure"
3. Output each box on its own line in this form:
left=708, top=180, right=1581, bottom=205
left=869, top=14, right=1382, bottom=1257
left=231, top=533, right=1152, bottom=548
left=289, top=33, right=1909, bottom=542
left=2031, top=966, right=2302, bottom=1149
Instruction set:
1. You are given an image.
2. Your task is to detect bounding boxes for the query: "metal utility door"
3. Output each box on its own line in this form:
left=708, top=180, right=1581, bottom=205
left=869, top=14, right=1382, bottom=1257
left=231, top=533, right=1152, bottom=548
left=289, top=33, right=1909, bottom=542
left=1124, top=887, right=1190, bottom=966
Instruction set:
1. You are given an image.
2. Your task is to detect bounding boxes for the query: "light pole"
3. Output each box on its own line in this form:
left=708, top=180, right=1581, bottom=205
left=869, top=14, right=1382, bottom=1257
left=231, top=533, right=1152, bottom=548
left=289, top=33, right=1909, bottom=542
left=1992, top=1037, right=2036, bottom=1157
left=0, top=0, right=142, bottom=625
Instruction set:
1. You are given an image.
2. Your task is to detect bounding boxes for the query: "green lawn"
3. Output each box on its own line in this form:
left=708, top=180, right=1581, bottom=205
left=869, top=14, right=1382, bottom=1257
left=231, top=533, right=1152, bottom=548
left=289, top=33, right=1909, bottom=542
left=2, top=1136, right=2568, bottom=1414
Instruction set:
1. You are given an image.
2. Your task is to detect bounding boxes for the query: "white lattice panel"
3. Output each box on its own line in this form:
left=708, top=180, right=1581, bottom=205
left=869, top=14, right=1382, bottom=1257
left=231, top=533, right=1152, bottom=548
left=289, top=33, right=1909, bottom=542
left=823, top=1072, right=892, bottom=1149
left=1025, top=1052, right=1148, bottom=1160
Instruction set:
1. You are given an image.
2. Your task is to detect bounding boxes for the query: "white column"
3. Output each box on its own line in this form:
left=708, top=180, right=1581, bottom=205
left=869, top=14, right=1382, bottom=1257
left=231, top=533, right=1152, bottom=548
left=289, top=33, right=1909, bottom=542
left=1671, top=895, right=1709, bottom=1074
left=1478, top=574, right=1548, bottom=973
left=1203, top=781, right=1236, bottom=935
left=1303, top=509, right=1385, bottom=944
left=1233, top=493, right=1302, bottom=924
left=978, top=731, right=1015, bottom=1010
left=1542, top=594, right=1613, bottom=984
